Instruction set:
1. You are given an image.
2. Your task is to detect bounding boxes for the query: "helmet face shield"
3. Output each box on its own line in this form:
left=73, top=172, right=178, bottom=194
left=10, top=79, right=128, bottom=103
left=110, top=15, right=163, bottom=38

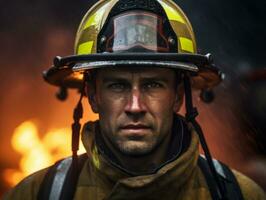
left=98, top=11, right=177, bottom=53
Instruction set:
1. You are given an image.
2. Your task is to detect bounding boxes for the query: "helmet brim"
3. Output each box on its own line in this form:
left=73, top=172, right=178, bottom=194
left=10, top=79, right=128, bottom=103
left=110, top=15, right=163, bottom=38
left=43, top=53, right=222, bottom=90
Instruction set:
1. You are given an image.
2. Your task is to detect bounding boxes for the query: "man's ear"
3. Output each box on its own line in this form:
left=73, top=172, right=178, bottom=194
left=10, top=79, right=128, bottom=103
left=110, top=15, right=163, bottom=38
left=173, top=84, right=184, bottom=113
left=86, top=81, right=99, bottom=113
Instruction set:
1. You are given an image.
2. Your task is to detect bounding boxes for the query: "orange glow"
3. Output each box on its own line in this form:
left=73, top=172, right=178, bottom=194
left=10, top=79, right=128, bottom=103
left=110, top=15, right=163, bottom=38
left=4, top=120, right=86, bottom=187
left=11, top=121, right=40, bottom=153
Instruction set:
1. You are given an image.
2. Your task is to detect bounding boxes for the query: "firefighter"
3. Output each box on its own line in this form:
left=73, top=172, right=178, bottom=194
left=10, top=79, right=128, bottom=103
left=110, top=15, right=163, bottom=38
left=4, top=0, right=265, bottom=199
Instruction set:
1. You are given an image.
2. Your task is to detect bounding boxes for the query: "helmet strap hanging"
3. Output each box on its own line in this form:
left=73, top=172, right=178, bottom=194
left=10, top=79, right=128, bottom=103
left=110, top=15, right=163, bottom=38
left=183, top=73, right=225, bottom=200
left=70, top=79, right=86, bottom=182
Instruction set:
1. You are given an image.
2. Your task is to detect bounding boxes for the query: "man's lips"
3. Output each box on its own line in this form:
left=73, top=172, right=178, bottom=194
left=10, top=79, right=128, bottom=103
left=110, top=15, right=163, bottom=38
left=121, top=124, right=151, bottom=129
left=120, top=124, right=151, bottom=137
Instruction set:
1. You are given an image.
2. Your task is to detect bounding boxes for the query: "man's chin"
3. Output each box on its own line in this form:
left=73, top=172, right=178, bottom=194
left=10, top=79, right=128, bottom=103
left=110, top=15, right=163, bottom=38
left=117, top=141, right=155, bottom=157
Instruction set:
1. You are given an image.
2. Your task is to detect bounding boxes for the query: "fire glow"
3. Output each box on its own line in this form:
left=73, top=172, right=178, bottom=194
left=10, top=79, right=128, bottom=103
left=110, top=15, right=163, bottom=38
left=3, top=120, right=86, bottom=187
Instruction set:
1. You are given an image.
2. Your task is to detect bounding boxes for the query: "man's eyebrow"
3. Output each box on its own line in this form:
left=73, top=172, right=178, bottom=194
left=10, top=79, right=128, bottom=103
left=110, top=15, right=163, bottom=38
left=102, top=77, right=129, bottom=83
left=101, top=76, right=171, bottom=82
left=140, top=77, right=170, bottom=83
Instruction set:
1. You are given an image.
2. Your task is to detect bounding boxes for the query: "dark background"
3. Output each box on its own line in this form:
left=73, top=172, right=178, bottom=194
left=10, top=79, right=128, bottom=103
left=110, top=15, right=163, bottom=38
left=0, top=0, right=265, bottom=196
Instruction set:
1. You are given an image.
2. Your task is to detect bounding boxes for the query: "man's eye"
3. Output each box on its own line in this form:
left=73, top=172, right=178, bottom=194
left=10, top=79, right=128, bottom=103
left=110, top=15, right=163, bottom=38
left=144, top=82, right=163, bottom=89
left=108, top=83, right=127, bottom=91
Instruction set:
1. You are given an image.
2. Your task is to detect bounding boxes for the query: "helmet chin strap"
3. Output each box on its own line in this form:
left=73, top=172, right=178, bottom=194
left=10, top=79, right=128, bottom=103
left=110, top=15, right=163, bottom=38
left=183, top=73, right=226, bottom=200
left=69, top=80, right=85, bottom=196
left=72, top=93, right=84, bottom=164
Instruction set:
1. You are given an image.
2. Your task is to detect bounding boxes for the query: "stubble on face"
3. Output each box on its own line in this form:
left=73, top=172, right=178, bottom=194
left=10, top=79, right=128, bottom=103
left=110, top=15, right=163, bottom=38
left=91, top=67, right=179, bottom=157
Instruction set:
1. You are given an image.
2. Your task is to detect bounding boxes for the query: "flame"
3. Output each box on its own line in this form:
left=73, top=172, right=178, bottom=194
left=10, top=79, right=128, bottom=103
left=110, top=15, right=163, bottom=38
left=4, top=121, right=86, bottom=187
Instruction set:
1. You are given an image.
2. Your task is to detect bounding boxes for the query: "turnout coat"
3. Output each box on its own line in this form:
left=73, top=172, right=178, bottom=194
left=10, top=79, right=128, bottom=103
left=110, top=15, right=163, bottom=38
left=4, top=120, right=266, bottom=200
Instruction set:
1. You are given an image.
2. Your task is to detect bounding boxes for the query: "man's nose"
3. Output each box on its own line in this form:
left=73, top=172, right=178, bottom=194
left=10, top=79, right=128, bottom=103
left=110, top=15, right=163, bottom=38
left=125, top=88, right=147, bottom=114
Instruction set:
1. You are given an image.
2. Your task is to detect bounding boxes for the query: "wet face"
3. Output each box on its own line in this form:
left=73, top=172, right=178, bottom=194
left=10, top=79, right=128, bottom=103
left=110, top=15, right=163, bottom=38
left=88, top=67, right=180, bottom=156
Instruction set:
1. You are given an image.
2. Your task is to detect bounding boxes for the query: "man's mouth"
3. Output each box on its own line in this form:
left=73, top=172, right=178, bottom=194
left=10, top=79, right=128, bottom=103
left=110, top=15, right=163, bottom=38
left=120, top=124, right=151, bottom=137
left=122, top=124, right=150, bottom=129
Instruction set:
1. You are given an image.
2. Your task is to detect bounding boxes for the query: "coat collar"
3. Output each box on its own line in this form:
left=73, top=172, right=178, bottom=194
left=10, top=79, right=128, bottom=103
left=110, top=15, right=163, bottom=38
left=81, top=115, right=199, bottom=193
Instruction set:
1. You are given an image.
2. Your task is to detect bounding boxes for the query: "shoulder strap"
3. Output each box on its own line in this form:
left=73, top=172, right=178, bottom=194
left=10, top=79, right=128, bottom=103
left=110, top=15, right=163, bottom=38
left=198, top=156, right=244, bottom=200
left=37, top=153, right=87, bottom=200
left=218, top=160, right=245, bottom=200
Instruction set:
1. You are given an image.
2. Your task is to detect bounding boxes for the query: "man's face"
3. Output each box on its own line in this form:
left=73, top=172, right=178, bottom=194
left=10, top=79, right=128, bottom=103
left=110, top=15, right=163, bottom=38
left=89, top=67, right=180, bottom=156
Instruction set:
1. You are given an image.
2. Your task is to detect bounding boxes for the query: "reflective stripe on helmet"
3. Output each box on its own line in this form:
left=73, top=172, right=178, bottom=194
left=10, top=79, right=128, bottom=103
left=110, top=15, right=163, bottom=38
left=179, top=37, right=194, bottom=53
left=158, top=0, right=185, bottom=24
left=83, top=3, right=111, bottom=30
left=78, top=41, right=94, bottom=55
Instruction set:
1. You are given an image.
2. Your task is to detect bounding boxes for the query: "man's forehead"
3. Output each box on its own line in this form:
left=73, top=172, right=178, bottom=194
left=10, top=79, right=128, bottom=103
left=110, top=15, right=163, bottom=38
left=96, top=67, right=176, bottom=79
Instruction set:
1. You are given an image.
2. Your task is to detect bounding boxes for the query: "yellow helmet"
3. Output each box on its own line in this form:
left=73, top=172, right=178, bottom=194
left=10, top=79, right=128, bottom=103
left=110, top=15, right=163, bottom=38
left=75, top=0, right=196, bottom=55
left=44, top=0, right=222, bottom=91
